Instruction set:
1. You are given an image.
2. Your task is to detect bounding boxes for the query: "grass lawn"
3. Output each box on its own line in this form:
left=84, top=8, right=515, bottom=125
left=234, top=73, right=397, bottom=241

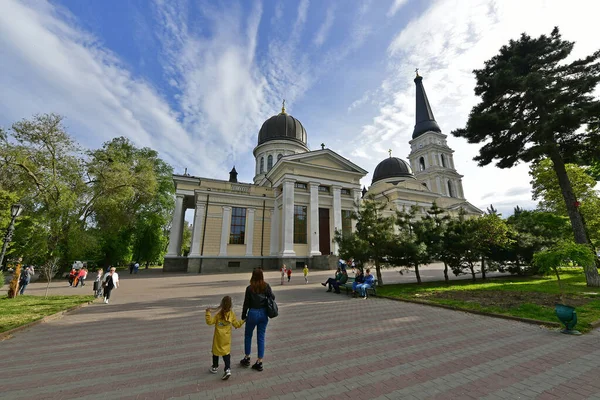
left=0, top=295, right=95, bottom=333
left=378, top=270, right=600, bottom=333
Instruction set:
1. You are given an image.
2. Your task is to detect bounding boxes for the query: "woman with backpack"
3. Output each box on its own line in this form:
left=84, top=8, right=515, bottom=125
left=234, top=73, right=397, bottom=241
left=240, top=268, right=274, bottom=372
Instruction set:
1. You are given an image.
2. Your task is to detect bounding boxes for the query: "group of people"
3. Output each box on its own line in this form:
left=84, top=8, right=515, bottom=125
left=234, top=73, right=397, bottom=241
left=321, top=259, right=375, bottom=299
left=205, top=268, right=274, bottom=380
left=68, top=267, right=88, bottom=287
left=279, top=264, right=310, bottom=285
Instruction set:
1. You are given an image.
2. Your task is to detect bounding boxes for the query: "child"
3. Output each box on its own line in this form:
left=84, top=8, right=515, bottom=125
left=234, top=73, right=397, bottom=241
left=205, top=296, right=245, bottom=380
left=286, top=267, right=292, bottom=282
left=303, top=264, right=309, bottom=284
left=280, top=265, right=287, bottom=285
left=93, top=268, right=104, bottom=298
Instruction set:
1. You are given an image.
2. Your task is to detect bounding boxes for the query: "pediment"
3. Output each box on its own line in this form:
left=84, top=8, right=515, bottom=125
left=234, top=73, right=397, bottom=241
left=282, top=149, right=367, bottom=174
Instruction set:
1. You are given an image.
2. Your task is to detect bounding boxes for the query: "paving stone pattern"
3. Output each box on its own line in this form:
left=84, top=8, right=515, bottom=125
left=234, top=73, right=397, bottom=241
left=2, top=268, right=600, bottom=400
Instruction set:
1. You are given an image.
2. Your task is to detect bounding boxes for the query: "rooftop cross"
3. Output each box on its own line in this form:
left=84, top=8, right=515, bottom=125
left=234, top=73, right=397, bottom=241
left=415, top=68, right=420, bottom=77
left=321, top=143, right=325, bottom=150
left=281, top=99, right=286, bottom=114
left=388, top=149, right=392, bottom=158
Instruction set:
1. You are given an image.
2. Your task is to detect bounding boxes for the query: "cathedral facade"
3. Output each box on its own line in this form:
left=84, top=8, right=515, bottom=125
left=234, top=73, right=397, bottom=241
left=163, top=74, right=482, bottom=273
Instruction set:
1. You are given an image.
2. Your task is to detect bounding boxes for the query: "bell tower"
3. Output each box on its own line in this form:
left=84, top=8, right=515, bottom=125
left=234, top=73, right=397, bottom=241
left=407, top=71, right=465, bottom=199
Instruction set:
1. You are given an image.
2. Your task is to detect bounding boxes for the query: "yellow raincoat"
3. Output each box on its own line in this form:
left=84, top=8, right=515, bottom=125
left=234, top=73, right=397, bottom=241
left=205, top=309, right=244, bottom=356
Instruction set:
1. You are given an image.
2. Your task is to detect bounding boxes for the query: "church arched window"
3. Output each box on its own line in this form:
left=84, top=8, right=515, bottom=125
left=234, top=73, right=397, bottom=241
left=267, top=155, right=273, bottom=171
left=419, top=157, right=426, bottom=171
left=260, top=157, right=264, bottom=173
left=441, top=154, right=447, bottom=168
left=277, top=154, right=283, bottom=161
left=447, top=180, right=454, bottom=197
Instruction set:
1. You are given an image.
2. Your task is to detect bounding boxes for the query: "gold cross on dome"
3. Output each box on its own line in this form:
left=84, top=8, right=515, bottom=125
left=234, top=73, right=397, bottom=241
left=388, top=149, right=392, bottom=157
left=281, top=99, right=286, bottom=113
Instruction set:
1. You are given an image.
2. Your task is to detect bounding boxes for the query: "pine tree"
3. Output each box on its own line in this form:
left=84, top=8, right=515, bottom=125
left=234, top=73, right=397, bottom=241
left=452, top=27, right=600, bottom=286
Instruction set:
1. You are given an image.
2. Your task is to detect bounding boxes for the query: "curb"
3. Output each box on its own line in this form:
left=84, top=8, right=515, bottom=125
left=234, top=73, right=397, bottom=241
left=590, top=319, right=600, bottom=329
left=378, top=295, right=562, bottom=328
left=0, top=299, right=97, bottom=341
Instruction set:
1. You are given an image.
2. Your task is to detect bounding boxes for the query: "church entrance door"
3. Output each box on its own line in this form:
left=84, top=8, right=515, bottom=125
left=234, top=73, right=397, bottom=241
left=319, top=208, right=330, bottom=255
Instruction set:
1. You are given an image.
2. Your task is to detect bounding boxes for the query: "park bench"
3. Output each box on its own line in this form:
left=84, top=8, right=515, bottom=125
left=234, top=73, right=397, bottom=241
left=340, top=276, right=377, bottom=297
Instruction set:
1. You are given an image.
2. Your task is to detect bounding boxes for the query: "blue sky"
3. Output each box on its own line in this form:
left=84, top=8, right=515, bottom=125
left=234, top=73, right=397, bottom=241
left=1, top=0, right=599, bottom=217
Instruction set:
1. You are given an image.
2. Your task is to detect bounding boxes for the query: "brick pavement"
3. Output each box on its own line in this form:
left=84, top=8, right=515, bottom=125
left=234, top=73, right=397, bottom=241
left=1, top=267, right=600, bottom=400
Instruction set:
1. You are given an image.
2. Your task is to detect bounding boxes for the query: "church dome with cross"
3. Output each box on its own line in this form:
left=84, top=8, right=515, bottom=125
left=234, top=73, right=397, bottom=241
left=257, top=101, right=307, bottom=146
left=371, top=153, right=414, bottom=184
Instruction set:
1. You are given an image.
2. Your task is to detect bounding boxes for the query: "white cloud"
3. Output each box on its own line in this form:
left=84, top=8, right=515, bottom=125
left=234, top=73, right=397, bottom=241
left=0, top=0, right=200, bottom=173
left=387, top=0, right=409, bottom=18
left=347, top=0, right=600, bottom=214
left=313, top=5, right=336, bottom=47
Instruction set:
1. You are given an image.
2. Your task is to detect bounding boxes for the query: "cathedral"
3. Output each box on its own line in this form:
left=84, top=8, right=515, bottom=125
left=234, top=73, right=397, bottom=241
left=163, top=74, right=482, bottom=273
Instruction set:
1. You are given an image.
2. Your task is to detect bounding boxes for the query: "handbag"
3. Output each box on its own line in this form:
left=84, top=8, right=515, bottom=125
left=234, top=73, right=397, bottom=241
left=267, top=295, right=278, bottom=319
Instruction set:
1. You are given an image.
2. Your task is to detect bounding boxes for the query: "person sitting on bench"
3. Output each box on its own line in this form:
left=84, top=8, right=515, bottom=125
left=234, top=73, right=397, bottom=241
left=326, top=268, right=348, bottom=293
left=351, top=269, right=365, bottom=295
left=354, top=268, right=375, bottom=299
left=321, top=267, right=342, bottom=292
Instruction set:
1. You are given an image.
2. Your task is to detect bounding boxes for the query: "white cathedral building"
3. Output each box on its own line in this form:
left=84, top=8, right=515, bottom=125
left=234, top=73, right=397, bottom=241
left=164, top=74, right=483, bottom=273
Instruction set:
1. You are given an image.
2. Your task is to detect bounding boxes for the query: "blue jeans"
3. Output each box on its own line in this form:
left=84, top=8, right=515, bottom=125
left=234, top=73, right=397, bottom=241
left=356, top=283, right=372, bottom=297
left=352, top=281, right=361, bottom=292
left=245, top=308, right=268, bottom=359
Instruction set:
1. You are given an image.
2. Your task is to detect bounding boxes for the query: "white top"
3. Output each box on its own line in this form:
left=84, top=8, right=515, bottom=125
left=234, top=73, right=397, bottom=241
left=102, top=272, right=120, bottom=288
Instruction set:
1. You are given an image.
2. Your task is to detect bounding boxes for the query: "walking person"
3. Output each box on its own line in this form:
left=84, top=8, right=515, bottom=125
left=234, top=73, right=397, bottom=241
left=206, top=296, right=245, bottom=380
left=286, top=266, right=292, bottom=283
left=240, top=268, right=274, bottom=372
left=93, top=268, right=104, bottom=298
left=280, top=264, right=286, bottom=285
left=18, top=265, right=34, bottom=295
left=303, top=264, right=309, bottom=284
left=102, top=267, right=120, bottom=304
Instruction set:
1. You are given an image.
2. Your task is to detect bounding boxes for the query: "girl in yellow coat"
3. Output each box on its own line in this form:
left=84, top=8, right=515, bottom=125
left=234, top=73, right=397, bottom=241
left=205, top=296, right=244, bottom=380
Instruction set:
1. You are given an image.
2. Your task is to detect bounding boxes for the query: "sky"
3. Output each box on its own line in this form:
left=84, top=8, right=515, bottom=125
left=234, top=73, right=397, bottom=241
left=1, top=0, right=599, bottom=218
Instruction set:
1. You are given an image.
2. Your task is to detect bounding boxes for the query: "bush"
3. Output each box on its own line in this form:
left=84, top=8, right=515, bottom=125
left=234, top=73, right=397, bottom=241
left=0, top=269, right=4, bottom=289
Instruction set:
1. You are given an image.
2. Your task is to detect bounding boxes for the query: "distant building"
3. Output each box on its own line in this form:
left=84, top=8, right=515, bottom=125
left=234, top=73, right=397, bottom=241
left=164, top=74, right=482, bottom=273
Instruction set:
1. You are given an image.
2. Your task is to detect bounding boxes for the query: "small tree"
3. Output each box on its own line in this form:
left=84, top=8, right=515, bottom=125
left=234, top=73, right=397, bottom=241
left=421, top=203, right=451, bottom=282
left=334, top=197, right=394, bottom=285
left=389, top=206, right=436, bottom=284
left=40, top=257, right=60, bottom=298
left=533, top=242, right=596, bottom=303
left=473, top=213, right=512, bottom=279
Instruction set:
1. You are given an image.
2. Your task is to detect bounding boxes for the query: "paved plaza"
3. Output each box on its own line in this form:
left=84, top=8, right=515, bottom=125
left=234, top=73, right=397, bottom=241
left=2, top=266, right=600, bottom=400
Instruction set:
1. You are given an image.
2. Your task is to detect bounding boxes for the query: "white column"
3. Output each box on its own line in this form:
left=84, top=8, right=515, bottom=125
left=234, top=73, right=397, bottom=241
left=167, top=194, right=185, bottom=256
left=309, top=182, right=321, bottom=256
left=436, top=177, right=443, bottom=196
left=332, top=185, right=342, bottom=255
left=351, top=188, right=360, bottom=233
left=270, top=198, right=279, bottom=255
left=189, top=201, right=205, bottom=256
left=458, top=180, right=465, bottom=199
left=245, top=208, right=255, bottom=256
left=219, top=206, right=232, bottom=256
left=281, top=180, right=296, bottom=256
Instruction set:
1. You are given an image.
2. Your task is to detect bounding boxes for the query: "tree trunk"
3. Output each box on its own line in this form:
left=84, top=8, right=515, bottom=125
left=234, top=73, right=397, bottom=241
left=549, top=150, right=600, bottom=287
left=469, top=263, right=476, bottom=282
left=481, top=256, right=486, bottom=280
left=375, top=261, right=383, bottom=286
left=415, top=264, right=422, bottom=284
left=443, top=262, right=449, bottom=283
left=45, top=279, right=51, bottom=299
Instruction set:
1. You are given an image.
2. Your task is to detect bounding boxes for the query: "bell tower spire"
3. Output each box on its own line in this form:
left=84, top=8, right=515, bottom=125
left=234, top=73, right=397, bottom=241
left=412, top=73, right=441, bottom=139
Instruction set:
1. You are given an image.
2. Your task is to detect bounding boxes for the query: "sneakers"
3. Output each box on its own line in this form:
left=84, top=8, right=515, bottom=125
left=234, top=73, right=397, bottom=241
left=251, top=361, right=263, bottom=372
left=222, top=369, right=231, bottom=380
left=209, top=366, right=218, bottom=374
left=321, top=283, right=326, bottom=287
left=240, top=356, right=251, bottom=367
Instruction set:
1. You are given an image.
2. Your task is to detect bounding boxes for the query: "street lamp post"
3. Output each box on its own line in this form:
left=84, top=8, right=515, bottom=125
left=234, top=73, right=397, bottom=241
left=0, top=204, right=24, bottom=270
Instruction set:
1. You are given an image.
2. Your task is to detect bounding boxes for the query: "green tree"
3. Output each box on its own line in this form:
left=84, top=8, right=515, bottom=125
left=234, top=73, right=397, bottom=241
left=473, top=213, right=512, bottom=279
left=333, top=198, right=394, bottom=285
left=504, top=209, right=570, bottom=274
left=530, top=159, right=600, bottom=249
left=452, top=27, right=600, bottom=286
left=388, top=206, right=434, bottom=284
left=421, top=203, right=451, bottom=282
left=0, top=114, right=85, bottom=266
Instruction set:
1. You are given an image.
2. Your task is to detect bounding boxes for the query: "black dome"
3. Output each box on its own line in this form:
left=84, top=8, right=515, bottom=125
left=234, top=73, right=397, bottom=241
left=372, top=157, right=414, bottom=184
left=258, top=112, right=307, bottom=146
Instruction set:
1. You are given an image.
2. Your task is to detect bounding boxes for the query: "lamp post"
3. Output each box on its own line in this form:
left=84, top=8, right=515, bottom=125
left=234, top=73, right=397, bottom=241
left=0, top=204, right=24, bottom=270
